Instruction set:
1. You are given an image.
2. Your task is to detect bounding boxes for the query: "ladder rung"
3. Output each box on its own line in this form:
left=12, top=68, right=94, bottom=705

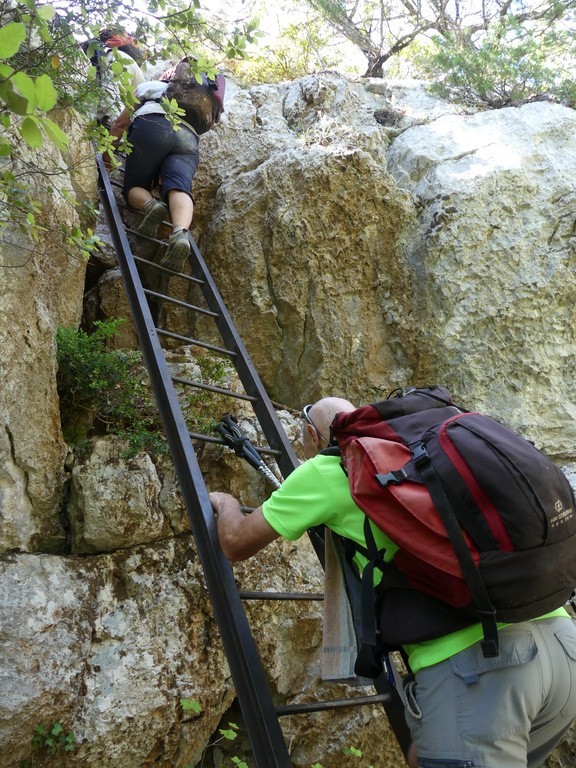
left=239, top=591, right=323, bottom=601
left=157, top=328, right=235, bottom=357
left=276, top=694, right=392, bottom=716
left=134, top=254, right=205, bottom=283
left=144, top=289, right=219, bottom=316
left=171, top=375, right=257, bottom=402
left=125, top=226, right=168, bottom=246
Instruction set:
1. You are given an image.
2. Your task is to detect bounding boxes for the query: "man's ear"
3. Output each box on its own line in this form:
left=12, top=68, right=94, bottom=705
left=309, top=423, right=322, bottom=450
left=303, top=423, right=317, bottom=455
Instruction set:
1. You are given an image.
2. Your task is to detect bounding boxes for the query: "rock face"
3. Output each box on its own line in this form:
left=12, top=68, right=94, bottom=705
left=0, top=116, right=96, bottom=555
left=193, top=75, right=576, bottom=462
left=387, top=100, right=576, bottom=461
left=1, top=73, right=576, bottom=768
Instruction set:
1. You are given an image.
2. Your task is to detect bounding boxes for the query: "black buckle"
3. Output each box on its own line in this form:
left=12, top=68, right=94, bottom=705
left=411, top=442, right=429, bottom=466
left=376, top=469, right=408, bottom=487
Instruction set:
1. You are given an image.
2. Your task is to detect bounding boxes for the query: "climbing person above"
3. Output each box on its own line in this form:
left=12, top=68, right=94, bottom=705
left=109, top=78, right=200, bottom=272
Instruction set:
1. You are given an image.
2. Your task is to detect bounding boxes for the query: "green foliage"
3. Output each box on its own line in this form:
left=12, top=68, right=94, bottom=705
left=180, top=697, right=202, bottom=713
left=21, top=721, right=76, bottom=767
left=160, top=94, right=187, bottom=131
left=304, top=0, right=576, bottom=89
left=56, top=318, right=167, bottom=455
left=418, top=15, right=576, bottom=108
left=309, top=743, right=377, bottom=767
left=63, top=224, right=102, bottom=258
left=56, top=319, right=232, bottom=456
left=342, top=746, right=363, bottom=757
left=0, top=5, right=79, bottom=153
left=0, top=168, right=44, bottom=242
left=86, top=122, right=132, bottom=169
left=180, top=351, right=232, bottom=435
left=0, top=1, right=113, bottom=248
left=232, top=17, right=341, bottom=84
left=219, top=722, right=240, bottom=741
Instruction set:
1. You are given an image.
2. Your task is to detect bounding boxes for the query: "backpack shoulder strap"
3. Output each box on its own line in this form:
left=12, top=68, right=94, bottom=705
left=412, top=442, right=499, bottom=658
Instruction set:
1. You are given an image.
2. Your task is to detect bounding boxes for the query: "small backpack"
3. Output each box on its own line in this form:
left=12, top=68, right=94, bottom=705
left=330, top=386, right=576, bottom=669
left=162, top=59, right=225, bottom=135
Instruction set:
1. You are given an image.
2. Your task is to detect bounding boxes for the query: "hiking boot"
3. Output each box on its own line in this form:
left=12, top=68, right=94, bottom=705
left=135, top=199, right=168, bottom=254
left=160, top=229, right=191, bottom=272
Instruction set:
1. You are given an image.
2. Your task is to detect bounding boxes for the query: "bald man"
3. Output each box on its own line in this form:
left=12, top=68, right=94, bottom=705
left=209, top=399, right=576, bottom=768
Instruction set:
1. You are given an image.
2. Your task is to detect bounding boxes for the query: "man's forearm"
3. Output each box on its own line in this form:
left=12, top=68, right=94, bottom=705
left=209, top=491, right=279, bottom=561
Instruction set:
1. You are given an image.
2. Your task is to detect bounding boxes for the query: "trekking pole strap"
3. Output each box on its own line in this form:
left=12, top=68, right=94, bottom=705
left=412, top=442, right=499, bottom=658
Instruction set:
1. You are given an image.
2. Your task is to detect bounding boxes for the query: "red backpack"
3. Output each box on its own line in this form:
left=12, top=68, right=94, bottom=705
left=330, top=386, right=576, bottom=667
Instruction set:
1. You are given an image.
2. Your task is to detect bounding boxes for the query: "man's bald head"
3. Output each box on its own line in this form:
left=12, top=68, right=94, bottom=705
left=302, top=397, right=356, bottom=458
left=308, top=397, right=356, bottom=438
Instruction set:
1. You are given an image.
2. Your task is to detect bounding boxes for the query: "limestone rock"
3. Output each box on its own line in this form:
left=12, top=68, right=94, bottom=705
left=0, top=122, right=96, bottom=554
left=386, top=101, right=576, bottom=460
left=0, top=541, right=234, bottom=768
left=193, top=75, right=415, bottom=407
left=192, top=74, right=576, bottom=462
left=68, top=437, right=171, bottom=553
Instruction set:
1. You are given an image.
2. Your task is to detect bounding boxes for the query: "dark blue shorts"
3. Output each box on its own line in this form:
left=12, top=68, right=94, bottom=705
left=122, top=113, right=200, bottom=202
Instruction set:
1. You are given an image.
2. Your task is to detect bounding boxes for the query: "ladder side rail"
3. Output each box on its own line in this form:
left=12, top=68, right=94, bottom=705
left=96, top=157, right=293, bottom=768
left=100, top=159, right=411, bottom=761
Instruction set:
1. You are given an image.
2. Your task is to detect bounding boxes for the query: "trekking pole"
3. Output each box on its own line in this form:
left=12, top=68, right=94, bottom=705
left=215, top=415, right=281, bottom=489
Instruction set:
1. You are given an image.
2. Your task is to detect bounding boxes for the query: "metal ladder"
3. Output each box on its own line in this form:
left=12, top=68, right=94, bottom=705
left=96, top=155, right=411, bottom=766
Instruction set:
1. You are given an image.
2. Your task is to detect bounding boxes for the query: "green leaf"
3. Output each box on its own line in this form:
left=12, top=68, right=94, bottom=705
left=2, top=86, right=30, bottom=115
left=219, top=723, right=239, bottom=741
left=12, top=72, right=37, bottom=110
left=179, top=698, right=202, bottom=713
left=0, top=22, right=26, bottom=59
left=110, top=60, right=125, bottom=75
left=37, top=4, right=55, bottom=20
left=41, top=117, right=68, bottom=152
left=39, top=25, right=53, bottom=44
left=21, top=116, right=43, bottom=148
left=0, top=141, right=11, bottom=156
left=34, top=74, right=57, bottom=111
left=0, top=63, right=14, bottom=77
